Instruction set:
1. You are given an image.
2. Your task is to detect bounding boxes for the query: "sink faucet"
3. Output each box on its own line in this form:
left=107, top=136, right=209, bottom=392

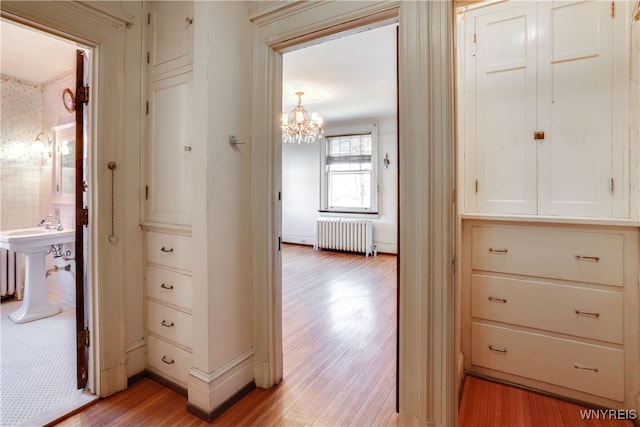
left=38, top=214, right=63, bottom=231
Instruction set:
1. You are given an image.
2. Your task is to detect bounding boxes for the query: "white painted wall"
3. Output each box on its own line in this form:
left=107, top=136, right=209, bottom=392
left=282, top=115, right=398, bottom=253
left=189, top=0, right=254, bottom=413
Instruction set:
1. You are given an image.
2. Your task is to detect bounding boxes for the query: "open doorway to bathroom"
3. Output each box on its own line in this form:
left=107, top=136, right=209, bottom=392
left=0, top=19, right=94, bottom=426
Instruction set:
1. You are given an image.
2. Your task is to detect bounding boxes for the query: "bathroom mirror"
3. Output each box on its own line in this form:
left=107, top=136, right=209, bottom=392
left=52, top=123, right=75, bottom=205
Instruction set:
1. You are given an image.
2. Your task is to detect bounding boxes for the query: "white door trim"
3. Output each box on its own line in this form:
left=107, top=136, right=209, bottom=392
left=249, top=1, right=456, bottom=425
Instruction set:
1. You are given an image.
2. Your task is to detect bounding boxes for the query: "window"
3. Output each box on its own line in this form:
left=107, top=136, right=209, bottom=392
left=320, top=122, right=378, bottom=213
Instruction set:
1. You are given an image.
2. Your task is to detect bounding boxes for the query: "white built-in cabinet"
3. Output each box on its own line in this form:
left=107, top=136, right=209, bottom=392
left=143, top=0, right=193, bottom=226
left=462, top=219, right=640, bottom=409
left=141, top=0, right=194, bottom=390
left=145, top=72, right=193, bottom=225
left=463, top=0, right=630, bottom=218
left=459, top=0, right=639, bottom=412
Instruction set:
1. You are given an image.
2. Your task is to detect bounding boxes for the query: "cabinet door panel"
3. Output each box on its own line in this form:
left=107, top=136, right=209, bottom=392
left=148, top=1, right=193, bottom=78
left=537, top=1, right=613, bottom=217
left=145, top=72, right=192, bottom=225
left=474, top=4, right=538, bottom=214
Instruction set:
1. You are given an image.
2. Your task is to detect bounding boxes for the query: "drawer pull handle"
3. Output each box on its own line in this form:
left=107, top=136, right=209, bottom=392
left=575, top=255, right=599, bottom=261
left=160, top=246, right=174, bottom=253
left=161, top=355, right=175, bottom=365
left=160, top=283, right=174, bottom=290
left=574, top=364, right=598, bottom=373
left=161, top=320, right=175, bottom=327
left=488, top=296, right=507, bottom=303
left=575, top=309, right=600, bottom=318
left=488, top=345, right=508, bottom=353
left=489, top=248, right=508, bottom=254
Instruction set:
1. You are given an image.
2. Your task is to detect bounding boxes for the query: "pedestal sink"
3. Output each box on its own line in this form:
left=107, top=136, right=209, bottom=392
left=0, top=227, right=75, bottom=323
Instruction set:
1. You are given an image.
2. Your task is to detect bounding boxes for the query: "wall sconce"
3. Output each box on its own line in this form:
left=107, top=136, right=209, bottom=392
left=383, top=153, right=391, bottom=169
left=32, top=132, right=52, bottom=157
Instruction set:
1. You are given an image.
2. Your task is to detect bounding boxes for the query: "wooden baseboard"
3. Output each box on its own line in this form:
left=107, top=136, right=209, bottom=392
left=127, top=371, right=147, bottom=387
left=186, top=381, right=255, bottom=422
left=144, top=370, right=188, bottom=397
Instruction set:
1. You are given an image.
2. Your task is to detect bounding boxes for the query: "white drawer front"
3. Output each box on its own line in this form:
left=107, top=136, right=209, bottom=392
left=146, top=231, right=191, bottom=272
left=471, top=322, right=624, bottom=401
left=147, top=335, right=192, bottom=386
left=471, top=226, right=623, bottom=286
left=147, top=301, right=192, bottom=349
left=146, top=266, right=192, bottom=310
left=472, top=274, right=623, bottom=344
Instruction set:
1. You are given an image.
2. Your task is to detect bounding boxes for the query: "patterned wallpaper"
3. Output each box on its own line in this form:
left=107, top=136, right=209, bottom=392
left=0, top=75, right=42, bottom=166
left=0, top=71, right=75, bottom=231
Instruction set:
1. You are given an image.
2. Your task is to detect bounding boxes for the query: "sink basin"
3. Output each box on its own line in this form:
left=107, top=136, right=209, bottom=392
left=0, top=227, right=75, bottom=253
left=0, top=227, right=76, bottom=324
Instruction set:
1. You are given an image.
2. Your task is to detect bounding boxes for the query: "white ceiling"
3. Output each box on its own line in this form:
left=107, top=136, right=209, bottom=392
left=1, top=19, right=77, bottom=83
left=0, top=18, right=396, bottom=123
left=283, top=23, right=397, bottom=124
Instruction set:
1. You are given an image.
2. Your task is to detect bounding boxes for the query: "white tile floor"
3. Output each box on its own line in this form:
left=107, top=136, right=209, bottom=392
left=0, top=298, right=78, bottom=426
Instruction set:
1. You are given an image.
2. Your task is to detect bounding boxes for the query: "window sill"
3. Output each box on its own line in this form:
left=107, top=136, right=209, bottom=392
left=318, top=210, right=380, bottom=218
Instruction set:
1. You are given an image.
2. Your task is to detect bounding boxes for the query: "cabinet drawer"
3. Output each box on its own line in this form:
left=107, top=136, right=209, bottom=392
left=146, top=266, right=192, bottom=310
left=146, top=231, right=191, bottom=272
left=471, top=322, right=624, bottom=401
left=472, top=274, right=623, bottom=344
left=147, top=301, right=192, bottom=349
left=147, top=335, right=192, bottom=386
left=471, top=226, right=623, bottom=286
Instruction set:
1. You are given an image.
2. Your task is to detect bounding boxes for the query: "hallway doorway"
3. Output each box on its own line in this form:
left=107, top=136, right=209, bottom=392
left=280, top=22, right=399, bottom=420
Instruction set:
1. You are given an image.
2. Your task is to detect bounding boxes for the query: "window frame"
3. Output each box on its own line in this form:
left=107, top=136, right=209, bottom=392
left=319, top=121, right=379, bottom=214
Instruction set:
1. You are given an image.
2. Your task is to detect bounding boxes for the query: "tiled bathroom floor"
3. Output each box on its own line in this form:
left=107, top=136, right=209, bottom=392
left=0, top=298, right=80, bottom=426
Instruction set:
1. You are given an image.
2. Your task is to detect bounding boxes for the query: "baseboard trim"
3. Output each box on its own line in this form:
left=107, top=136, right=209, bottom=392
left=145, top=370, right=188, bottom=397
left=127, top=371, right=147, bottom=387
left=186, top=381, right=255, bottom=422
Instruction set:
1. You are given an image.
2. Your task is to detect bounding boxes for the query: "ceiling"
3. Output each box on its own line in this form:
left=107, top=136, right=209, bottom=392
left=283, top=23, right=397, bottom=124
left=1, top=19, right=77, bottom=83
left=1, top=18, right=397, bottom=123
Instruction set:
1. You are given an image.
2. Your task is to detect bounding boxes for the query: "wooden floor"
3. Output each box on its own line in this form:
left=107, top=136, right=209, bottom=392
left=56, top=244, right=399, bottom=426
left=55, top=245, right=634, bottom=426
left=459, top=376, right=635, bottom=427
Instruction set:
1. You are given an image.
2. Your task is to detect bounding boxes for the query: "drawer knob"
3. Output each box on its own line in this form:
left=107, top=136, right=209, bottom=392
left=489, top=248, right=508, bottom=254
left=575, top=309, right=600, bottom=318
left=488, top=344, right=508, bottom=354
left=160, top=246, right=174, bottom=253
left=161, top=355, right=175, bottom=365
left=488, top=296, right=507, bottom=304
left=575, top=255, right=600, bottom=262
left=160, top=283, right=174, bottom=290
left=574, top=363, right=598, bottom=373
left=161, top=320, right=175, bottom=327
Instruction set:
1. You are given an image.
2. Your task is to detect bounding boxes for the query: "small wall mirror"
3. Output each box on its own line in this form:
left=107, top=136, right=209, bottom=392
left=52, top=123, right=75, bottom=205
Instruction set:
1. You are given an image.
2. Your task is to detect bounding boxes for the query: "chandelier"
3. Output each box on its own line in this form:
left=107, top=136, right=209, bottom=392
left=281, top=91, right=324, bottom=144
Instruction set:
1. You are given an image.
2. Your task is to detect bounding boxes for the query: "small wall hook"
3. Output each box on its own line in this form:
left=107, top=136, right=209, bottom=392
left=383, top=153, right=391, bottom=169
left=229, top=135, right=245, bottom=145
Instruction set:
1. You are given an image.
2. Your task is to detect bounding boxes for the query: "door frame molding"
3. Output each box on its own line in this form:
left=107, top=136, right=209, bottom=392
left=249, top=2, right=457, bottom=425
left=0, top=1, right=139, bottom=398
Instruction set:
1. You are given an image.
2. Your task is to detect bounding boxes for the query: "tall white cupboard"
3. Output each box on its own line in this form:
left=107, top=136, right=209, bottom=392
left=141, top=0, right=194, bottom=391
left=459, top=0, right=639, bottom=412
